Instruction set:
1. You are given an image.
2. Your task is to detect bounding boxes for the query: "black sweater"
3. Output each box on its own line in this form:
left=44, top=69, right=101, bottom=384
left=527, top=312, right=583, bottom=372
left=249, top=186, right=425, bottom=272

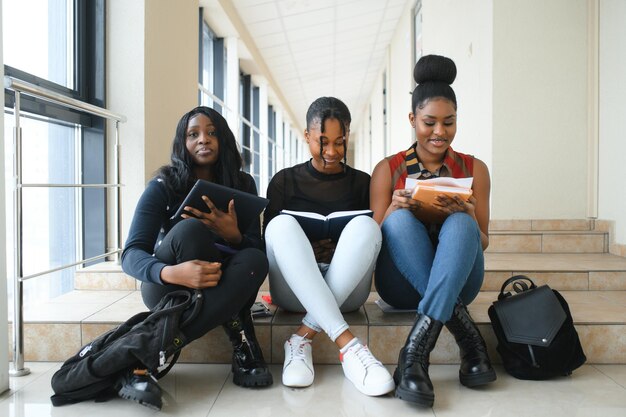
left=263, top=160, right=371, bottom=235
left=122, top=173, right=262, bottom=284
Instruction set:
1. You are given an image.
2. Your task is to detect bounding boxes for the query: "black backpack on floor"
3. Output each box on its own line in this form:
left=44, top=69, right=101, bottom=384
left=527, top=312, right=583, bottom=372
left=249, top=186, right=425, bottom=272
left=488, top=275, right=586, bottom=380
left=50, top=289, right=202, bottom=406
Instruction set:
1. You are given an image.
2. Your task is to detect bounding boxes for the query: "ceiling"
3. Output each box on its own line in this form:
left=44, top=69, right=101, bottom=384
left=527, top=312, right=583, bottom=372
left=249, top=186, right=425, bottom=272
left=207, top=0, right=412, bottom=131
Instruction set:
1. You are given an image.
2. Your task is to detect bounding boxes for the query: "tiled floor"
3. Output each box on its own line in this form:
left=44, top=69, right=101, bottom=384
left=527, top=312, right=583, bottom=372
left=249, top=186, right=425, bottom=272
left=1, top=363, right=625, bottom=416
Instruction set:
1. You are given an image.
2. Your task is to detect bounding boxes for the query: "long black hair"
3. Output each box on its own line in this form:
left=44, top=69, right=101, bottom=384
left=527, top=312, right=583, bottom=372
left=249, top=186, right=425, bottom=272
left=305, top=96, right=351, bottom=169
left=411, top=55, right=457, bottom=112
left=155, top=106, right=244, bottom=199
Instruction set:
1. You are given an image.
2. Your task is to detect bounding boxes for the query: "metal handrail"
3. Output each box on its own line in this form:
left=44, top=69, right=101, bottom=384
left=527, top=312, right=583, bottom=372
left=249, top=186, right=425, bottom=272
left=4, top=77, right=127, bottom=122
left=4, top=75, right=126, bottom=377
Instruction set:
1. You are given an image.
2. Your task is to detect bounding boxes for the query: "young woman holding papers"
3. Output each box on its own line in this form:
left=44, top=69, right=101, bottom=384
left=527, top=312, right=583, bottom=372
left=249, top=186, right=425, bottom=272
left=121, top=107, right=272, bottom=409
left=263, top=97, right=394, bottom=396
left=370, top=55, right=496, bottom=407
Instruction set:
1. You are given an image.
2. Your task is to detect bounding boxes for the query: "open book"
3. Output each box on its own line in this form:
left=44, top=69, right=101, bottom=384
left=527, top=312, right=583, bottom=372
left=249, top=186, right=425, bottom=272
left=280, top=209, right=373, bottom=241
left=404, top=177, right=473, bottom=222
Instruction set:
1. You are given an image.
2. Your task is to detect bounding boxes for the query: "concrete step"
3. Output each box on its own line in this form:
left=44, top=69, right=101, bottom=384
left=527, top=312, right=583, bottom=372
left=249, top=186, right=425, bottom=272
left=76, top=252, right=626, bottom=292
left=487, top=230, right=608, bottom=254
left=483, top=252, right=626, bottom=291
left=9, top=289, right=626, bottom=365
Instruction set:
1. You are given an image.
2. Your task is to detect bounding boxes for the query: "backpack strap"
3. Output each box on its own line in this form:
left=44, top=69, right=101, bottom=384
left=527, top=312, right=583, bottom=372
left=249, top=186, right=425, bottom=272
left=498, top=275, right=537, bottom=300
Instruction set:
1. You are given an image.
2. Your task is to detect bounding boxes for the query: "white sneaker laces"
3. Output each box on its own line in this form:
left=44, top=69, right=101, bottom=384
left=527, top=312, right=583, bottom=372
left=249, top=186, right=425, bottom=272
left=352, top=344, right=381, bottom=370
left=287, top=335, right=310, bottom=363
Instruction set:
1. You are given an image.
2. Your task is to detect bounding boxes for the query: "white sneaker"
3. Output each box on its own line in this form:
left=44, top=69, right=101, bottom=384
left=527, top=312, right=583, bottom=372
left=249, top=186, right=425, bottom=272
left=282, top=334, right=314, bottom=387
left=340, top=340, right=394, bottom=396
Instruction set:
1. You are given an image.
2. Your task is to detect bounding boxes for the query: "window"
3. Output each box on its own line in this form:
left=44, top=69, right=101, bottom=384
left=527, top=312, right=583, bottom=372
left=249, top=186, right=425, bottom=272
left=198, top=12, right=225, bottom=111
left=239, top=73, right=261, bottom=185
left=267, top=105, right=276, bottom=180
left=414, top=1, right=423, bottom=63
left=3, top=0, right=105, bottom=303
left=383, top=70, right=388, bottom=155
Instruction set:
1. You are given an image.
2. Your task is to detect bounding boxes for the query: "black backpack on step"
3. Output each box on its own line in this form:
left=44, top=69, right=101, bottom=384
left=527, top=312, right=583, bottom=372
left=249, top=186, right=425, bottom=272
left=50, top=289, right=202, bottom=406
left=488, top=275, right=586, bottom=380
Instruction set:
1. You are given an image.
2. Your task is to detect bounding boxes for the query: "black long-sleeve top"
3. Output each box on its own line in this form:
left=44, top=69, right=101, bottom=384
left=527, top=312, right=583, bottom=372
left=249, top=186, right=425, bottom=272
left=263, top=160, right=371, bottom=236
left=121, top=173, right=262, bottom=284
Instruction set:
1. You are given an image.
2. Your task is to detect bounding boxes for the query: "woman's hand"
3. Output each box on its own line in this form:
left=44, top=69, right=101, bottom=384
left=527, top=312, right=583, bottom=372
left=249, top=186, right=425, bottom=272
left=182, top=197, right=243, bottom=245
left=160, top=260, right=222, bottom=289
left=390, top=188, right=423, bottom=216
left=432, top=194, right=477, bottom=219
left=311, top=239, right=336, bottom=264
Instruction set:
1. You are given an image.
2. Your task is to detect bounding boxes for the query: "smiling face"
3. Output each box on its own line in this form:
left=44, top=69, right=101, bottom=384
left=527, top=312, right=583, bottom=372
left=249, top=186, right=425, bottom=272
left=410, top=98, right=457, bottom=160
left=185, top=113, right=220, bottom=174
left=305, top=117, right=348, bottom=174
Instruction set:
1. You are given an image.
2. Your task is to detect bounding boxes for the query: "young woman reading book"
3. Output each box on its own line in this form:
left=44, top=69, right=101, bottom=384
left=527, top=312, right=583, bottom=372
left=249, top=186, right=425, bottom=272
left=370, top=55, right=496, bottom=408
left=121, top=106, right=272, bottom=409
left=263, top=97, right=394, bottom=396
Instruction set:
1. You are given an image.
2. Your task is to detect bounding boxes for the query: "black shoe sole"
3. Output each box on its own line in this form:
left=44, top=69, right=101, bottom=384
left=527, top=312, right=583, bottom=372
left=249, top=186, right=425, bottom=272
left=395, top=385, right=434, bottom=408
left=118, top=386, right=162, bottom=411
left=233, top=371, right=274, bottom=387
left=459, top=368, right=497, bottom=387
left=393, top=367, right=434, bottom=407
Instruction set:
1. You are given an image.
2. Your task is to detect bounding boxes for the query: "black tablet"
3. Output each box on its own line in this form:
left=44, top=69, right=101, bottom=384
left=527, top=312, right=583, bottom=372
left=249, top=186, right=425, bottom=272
left=170, top=179, right=269, bottom=233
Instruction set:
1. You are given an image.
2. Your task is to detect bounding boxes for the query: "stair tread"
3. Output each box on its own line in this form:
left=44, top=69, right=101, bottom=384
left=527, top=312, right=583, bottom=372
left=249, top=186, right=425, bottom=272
left=485, top=252, right=626, bottom=272
left=14, top=289, right=626, bottom=326
left=490, top=230, right=606, bottom=235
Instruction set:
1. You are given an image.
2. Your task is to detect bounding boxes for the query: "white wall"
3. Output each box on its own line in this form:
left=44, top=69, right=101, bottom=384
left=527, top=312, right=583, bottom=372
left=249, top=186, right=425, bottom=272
left=387, top=1, right=415, bottom=155
left=357, top=0, right=415, bottom=174
left=358, top=0, right=492, bottom=177
left=0, top=0, right=10, bottom=393
left=492, top=0, right=588, bottom=219
left=598, top=0, right=626, bottom=244
left=109, top=0, right=198, bottom=242
left=144, top=0, right=198, bottom=179
left=421, top=0, right=493, bottom=171
left=108, top=0, right=146, bottom=244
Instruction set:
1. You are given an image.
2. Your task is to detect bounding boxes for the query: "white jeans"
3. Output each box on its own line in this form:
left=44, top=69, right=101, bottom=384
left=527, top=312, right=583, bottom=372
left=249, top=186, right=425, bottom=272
left=265, top=214, right=382, bottom=342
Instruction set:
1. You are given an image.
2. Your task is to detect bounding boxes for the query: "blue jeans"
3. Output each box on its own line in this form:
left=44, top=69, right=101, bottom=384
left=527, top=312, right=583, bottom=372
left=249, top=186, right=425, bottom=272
left=375, top=209, right=484, bottom=322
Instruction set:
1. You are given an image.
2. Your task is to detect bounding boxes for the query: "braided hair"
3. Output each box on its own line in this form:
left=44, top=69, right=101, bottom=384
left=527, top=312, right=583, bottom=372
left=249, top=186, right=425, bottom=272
left=305, top=97, right=351, bottom=170
left=411, top=55, right=457, bottom=112
left=155, top=106, right=244, bottom=200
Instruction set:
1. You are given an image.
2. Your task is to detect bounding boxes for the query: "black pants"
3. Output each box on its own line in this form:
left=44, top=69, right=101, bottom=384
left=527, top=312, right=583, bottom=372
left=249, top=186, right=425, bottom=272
left=141, top=218, right=268, bottom=343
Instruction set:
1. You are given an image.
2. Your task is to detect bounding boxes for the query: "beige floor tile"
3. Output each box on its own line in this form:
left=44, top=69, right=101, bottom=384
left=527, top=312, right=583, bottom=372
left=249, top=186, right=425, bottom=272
left=542, top=234, right=606, bottom=253
left=44, top=290, right=133, bottom=304
left=487, top=234, right=541, bottom=253
left=21, top=303, right=111, bottom=323
left=22, top=323, right=82, bottom=361
left=531, top=219, right=592, bottom=231
left=489, top=219, right=532, bottom=231
left=74, top=272, right=137, bottom=290
left=510, top=272, right=589, bottom=290
left=590, top=271, right=626, bottom=290
left=3, top=363, right=626, bottom=416
left=81, top=323, right=117, bottom=345
left=481, top=271, right=514, bottom=290
left=594, top=364, right=626, bottom=387
left=577, top=325, right=626, bottom=363
left=485, top=252, right=626, bottom=272
left=81, top=301, right=147, bottom=323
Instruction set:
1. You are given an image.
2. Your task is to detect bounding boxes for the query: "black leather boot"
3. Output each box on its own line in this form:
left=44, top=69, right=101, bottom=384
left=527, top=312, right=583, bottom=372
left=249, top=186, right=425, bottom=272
left=222, top=309, right=273, bottom=387
left=445, top=302, right=496, bottom=387
left=117, top=369, right=163, bottom=411
left=394, top=314, right=443, bottom=407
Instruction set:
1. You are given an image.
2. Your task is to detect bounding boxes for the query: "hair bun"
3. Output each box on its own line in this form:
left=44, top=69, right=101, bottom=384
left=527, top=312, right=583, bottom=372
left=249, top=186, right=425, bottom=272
left=413, top=55, right=457, bottom=85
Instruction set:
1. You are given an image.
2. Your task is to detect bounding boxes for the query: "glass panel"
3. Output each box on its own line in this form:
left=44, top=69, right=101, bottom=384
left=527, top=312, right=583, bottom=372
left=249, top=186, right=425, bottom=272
left=2, top=0, right=74, bottom=88
left=4, top=113, right=78, bottom=305
left=414, top=1, right=423, bottom=61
